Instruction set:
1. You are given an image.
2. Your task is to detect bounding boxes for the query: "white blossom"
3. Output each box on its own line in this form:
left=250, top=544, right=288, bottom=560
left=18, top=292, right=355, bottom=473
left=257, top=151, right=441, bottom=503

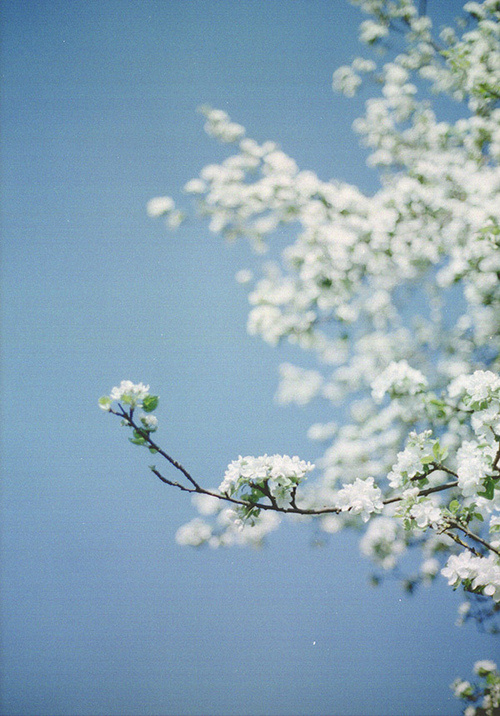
left=420, top=558, right=440, bottom=579
left=276, top=363, right=323, bottom=406
left=442, top=551, right=500, bottom=601
left=235, top=269, right=253, bottom=284
left=336, top=477, right=384, bottom=522
left=359, top=20, right=389, bottom=44
left=140, top=414, right=158, bottom=432
left=218, top=454, right=314, bottom=508
left=448, top=370, right=500, bottom=407
left=175, top=518, right=212, bottom=547
left=456, top=441, right=492, bottom=497
left=109, top=380, right=150, bottom=408
left=409, top=498, right=442, bottom=529
left=371, top=361, right=428, bottom=403
left=184, top=178, right=206, bottom=194
left=146, top=196, right=174, bottom=217
left=474, top=660, right=497, bottom=675
left=359, top=516, right=405, bottom=569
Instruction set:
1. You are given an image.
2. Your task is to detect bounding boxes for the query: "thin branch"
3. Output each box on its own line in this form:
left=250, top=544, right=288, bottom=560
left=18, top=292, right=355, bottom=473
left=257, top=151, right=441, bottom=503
left=109, top=409, right=500, bottom=559
left=446, top=519, right=500, bottom=558
left=149, top=467, right=192, bottom=492
left=492, top=441, right=500, bottom=473
left=383, top=479, right=459, bottom=505
left=113, top=407, right=202, bottom=490
left=410, top=463, right=458, bottom=483
left=134, top=423, right=462, bottom=516
left=148, top=464, right=338, bottom=515
left=442, top=527, right=481, bottom=557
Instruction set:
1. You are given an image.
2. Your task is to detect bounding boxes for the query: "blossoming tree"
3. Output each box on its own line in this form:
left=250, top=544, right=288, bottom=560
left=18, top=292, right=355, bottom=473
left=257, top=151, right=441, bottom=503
left=100, top=0, right=500, bottom=712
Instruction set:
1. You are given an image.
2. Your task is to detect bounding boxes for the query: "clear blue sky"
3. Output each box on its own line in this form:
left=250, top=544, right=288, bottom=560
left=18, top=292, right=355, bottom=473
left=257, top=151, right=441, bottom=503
left=1, top=1, right=492, bottom=715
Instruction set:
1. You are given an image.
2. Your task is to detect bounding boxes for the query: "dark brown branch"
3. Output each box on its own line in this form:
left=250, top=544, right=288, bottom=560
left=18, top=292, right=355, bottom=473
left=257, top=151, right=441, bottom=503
left=113, top=407, right=201, bottom=490
left=384, top=479, right=459, bottom=505
left=492, top=442, right=500, bottom=473
left=442, top=528, right=481, bottom=557
left=108, top=407, right=500, bottom=559
left=446, top=519, right=500, bottom=558
left=410, top=463, right=459, bottom=483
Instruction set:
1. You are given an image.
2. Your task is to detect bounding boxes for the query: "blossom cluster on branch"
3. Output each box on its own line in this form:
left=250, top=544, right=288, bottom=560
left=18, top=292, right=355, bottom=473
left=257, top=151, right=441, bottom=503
left=100, top=1, right=500, bottom=712
left=452, top=660, right=500, bottom=716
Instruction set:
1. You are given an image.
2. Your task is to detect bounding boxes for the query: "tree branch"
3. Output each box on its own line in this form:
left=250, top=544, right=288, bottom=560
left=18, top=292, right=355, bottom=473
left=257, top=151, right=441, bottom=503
left=107, top=408, right=500, bottom=560
left=446, top=519, right=500, bottom=558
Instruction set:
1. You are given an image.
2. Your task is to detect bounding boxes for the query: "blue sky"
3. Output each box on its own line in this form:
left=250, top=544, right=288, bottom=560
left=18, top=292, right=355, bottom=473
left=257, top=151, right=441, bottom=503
left=1, top=1, right=493, bottom=715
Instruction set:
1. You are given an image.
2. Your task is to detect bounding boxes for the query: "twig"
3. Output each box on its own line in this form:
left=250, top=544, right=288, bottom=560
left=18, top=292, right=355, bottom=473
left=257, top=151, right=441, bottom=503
left=108, top=408, right=500, bottom=560
left=446, top=519, right=500, bottom=558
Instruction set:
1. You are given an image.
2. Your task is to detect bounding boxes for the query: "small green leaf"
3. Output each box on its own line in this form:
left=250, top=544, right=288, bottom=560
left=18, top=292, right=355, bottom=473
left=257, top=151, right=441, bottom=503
left=449, top=500, right=460, bottom=513
left=477, top=478, right=495, bottom=500
left=142, top=395, right=159, bottom=413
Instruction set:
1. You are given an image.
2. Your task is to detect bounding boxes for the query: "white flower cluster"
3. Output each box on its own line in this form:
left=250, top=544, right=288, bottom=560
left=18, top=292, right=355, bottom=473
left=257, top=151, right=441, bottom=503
left=371, top=361, right=428, bottom=404
left=442, top=550, right=500, bottom=600
left=387, top=430, right=436, bottom=489
left=143, top=0, right=500, bottom=631
left=146, top=196, right=184, bottom=229
left=99, top=380, right=151, bottom=410
left=335, top=477, right=384, bottom=522
left=452, top=658, right=500, bottom=716
left=275, top=363, right=323, bottom=406
left=146, top=196, right=174, bottom=217
left=200, top=106, right=245, bottom=144
left=446, top=371, right=500, bottom=498
left=140, top=414, right=158, bottom=432
left=474, top=660, right=498, bottom=676
left=449, top=370, right=500, bottom=409
left=307, top=421, right=338, bottom=442
left=219, top=454, right=314, bottom=509
left=99, top=381, right=159, bottom=434
left=359, top=516, right=406, bottom=569
left=456, top=440, right=495, bottom=497
left=399, top=488, right=444, bottom=530
left=332, top=65, right=363, bottom=97
left=359, top=19, right=389, bottom=44
left=175, top=507, right=281, bottom=549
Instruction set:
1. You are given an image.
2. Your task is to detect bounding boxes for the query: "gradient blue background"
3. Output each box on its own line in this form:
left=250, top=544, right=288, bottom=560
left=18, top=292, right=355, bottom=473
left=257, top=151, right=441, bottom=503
left=1, top=1, right=494, bottom=715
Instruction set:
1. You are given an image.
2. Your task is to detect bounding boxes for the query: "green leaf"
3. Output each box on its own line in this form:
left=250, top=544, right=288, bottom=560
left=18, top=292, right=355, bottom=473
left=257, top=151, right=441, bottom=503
left=129, top=437, right=146, bottom=446
left=449, top=500, right=460, bottom=513
left=477, top=478, right=495, bottom=500
left=149, top=447, right=158, bottom=454
left=142, top=395, right=159, bottom=413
